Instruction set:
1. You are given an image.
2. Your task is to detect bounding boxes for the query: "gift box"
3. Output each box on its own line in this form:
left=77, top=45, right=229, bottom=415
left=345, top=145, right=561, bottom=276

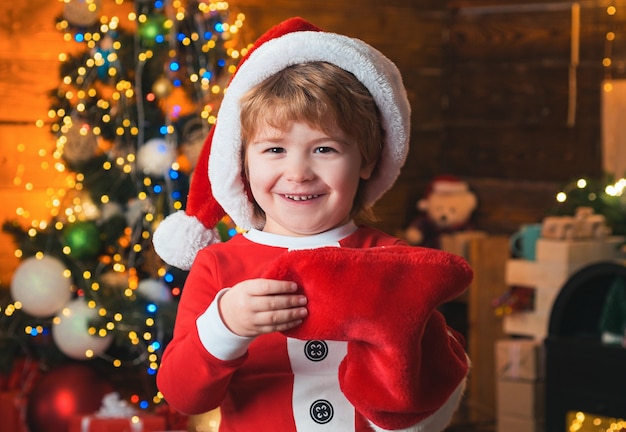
left=0, top=357, right=37, bottom=432
left=68, top=414, right=166, bottom=432
left=535, top=237, right=624, bottom=264
left=497, top=378, right=545, bottom=418
left=68, top=392, right=166, bottom=432
left=0, top=390, right=27, bottom=432
left=154, top=402, right=189, bottom=431
left=495, top=338, right=545, bottom=380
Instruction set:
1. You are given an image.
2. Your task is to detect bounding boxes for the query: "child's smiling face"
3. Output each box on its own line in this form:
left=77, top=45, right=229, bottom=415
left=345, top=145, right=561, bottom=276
left=245, top=120, right=375, bottom=236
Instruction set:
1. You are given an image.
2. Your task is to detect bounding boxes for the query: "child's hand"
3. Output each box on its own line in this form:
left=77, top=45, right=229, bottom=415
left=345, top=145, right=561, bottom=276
left=219, top=279, right=308, bottom=337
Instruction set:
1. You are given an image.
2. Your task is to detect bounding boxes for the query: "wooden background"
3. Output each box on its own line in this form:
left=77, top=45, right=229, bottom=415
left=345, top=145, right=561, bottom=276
left=2, top=0, right=619, bottom=286
left=210, top=0, right=619, bottom=237
left=1, top=0, right=623, bottom=424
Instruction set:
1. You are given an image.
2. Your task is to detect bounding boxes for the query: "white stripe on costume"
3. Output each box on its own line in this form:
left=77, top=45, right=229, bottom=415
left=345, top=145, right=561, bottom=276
left=288, top=338, right=354, bottom=430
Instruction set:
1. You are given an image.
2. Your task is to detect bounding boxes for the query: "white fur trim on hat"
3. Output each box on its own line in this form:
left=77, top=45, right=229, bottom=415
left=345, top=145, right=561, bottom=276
left=209, top=30, right=411, bottom=230
left=432, top=180, right=469, bottom=194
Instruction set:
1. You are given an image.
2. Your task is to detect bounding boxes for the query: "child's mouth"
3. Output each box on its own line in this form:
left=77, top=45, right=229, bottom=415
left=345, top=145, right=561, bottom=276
left=283, top=194, right=320, bottom=201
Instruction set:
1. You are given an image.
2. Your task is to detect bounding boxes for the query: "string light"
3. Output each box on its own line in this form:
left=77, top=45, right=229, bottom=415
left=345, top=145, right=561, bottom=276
left=568, top=411, right=625, bottom=432
left=603, top=0, right=617, bottom=95
left=556, top=177, right=626, bottom=202
left=3, top=0, right=247, bottom=412
left=605, top=177, right=626, bottom=196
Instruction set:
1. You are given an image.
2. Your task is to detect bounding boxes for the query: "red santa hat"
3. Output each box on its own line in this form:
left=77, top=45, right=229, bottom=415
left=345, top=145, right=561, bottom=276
left=426, top=174, right=470, bottom=196
left=153, top=17, right=411, bottom=269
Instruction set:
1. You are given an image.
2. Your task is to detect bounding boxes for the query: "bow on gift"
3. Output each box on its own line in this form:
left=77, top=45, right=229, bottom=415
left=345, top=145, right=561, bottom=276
left=81, top=392, right=143, bottom=432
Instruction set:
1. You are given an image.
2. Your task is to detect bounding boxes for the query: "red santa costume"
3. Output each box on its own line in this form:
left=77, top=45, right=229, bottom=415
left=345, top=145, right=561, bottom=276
left=153, top=17, right=472, bottom=432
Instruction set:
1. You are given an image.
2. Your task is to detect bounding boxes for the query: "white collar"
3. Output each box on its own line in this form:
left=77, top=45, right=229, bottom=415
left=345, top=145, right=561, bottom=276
left=243, top=222, right=358, bottom=250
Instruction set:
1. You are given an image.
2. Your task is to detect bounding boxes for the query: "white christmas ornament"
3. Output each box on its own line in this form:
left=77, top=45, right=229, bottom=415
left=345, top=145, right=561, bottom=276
left=63, top=0, right=102, bottom=27
left=181, top=124, right=206, bottom=172
left=136, top=138, right=176, bottom=176
left=99, top=202, right=124, bottom=223
left=137, top=278, right=172, bottom=303
left=125, top=198, right=156, bottom=227
left=61, top=120, right=100, bottom=165
left=10, top=256, right=72, bottom=317
left=52, top=297, right=113, bottom=360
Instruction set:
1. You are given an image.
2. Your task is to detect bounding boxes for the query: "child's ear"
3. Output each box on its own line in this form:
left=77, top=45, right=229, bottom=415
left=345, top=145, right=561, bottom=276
left=360, top=161, right=377, bottom=180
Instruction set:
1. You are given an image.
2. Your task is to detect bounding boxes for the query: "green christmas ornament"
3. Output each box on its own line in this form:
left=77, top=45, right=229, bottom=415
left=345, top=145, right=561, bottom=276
left=63, top=220, right=102, bottom=259
left=138, top=15, right=167, bottom=47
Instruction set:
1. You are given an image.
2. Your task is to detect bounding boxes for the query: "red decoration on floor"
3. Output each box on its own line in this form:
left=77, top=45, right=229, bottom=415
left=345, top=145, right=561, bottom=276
left=26, top=363, right=114, bottom=432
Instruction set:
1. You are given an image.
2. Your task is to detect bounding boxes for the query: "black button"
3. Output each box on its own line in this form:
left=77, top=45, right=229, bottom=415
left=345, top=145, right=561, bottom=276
left=304, top=340, right=328, bottom=362
left=310, top=399, right=333, bottom=424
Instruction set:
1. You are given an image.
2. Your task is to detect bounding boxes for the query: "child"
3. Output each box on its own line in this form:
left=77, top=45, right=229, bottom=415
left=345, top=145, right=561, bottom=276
left=153, top=17, right=472, bottom=432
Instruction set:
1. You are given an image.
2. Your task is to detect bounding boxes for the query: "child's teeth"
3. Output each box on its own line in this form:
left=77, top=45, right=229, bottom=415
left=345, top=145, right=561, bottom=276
left=287, top=195, right=318, bottom=201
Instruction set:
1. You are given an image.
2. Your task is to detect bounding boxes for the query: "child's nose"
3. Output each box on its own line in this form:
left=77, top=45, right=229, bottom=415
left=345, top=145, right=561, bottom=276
left=285, top=155, right=314, bottom=182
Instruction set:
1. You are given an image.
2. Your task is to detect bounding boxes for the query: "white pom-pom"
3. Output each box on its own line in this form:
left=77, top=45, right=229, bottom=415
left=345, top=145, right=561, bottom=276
left=153, top=211, right=220, bottom=270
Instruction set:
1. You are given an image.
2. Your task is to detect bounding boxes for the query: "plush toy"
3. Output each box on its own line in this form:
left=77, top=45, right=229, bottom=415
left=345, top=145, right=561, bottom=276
left=405, top=175, right=477, bottom=249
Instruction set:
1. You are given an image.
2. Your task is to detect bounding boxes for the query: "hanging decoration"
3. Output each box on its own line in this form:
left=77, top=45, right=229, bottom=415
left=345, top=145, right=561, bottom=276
left=62, top=220, right=103, bottom=258
left=136, top=137, right=177, bottom=177
left=62, top=0, right=103, bottom=27
left=601, top=1, right=626, bottom=180
left=52, top=297, right=114, bottom=360
left=10, top=256, right=73, bottom=318
left=567, top=2, right=580, bottom=127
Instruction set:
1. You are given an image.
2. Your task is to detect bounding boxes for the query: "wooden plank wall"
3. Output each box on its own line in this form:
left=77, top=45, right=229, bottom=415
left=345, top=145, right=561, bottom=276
left=234, top=0, right=450, bottom=232
left=0, top=2, right=617, bottom=305
left=3, top=1, right=621, bottom=275
left=0, top=0, right=451, bottom=284
left=235, top=0, right=622, bottom=236
left=445, top=0, right=614, bottom=234
left=0, top=1, right=68, bottom=288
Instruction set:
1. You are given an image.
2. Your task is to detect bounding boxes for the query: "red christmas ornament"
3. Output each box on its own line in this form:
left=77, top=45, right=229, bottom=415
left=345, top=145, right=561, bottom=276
left=26, top=363, right=113, bottom=432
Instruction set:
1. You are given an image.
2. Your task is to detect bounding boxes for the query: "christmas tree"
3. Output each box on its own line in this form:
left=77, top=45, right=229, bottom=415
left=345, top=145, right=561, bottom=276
left=1, top=0, right=246, bottom=424
left=548, top=176, right=626, bottom=236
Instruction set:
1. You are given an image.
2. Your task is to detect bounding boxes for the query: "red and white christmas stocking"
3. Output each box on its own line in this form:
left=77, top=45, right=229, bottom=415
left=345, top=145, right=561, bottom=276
left=263, top=245, right=472, bottom=431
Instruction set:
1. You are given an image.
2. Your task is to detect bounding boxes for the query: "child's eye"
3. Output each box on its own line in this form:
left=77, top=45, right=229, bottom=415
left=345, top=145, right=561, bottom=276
left=266, top=147, right=285, bottom=154
left=315, top=146, right=336, bottom=154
